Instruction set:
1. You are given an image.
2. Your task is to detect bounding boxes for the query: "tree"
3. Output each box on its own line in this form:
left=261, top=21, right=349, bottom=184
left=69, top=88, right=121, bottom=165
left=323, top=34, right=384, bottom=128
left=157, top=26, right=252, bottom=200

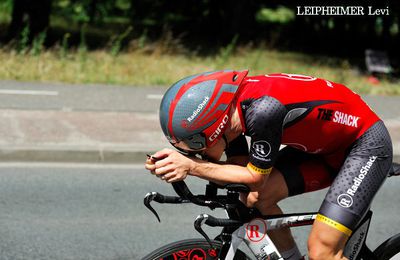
left=7, top=0, right=52, bottom=41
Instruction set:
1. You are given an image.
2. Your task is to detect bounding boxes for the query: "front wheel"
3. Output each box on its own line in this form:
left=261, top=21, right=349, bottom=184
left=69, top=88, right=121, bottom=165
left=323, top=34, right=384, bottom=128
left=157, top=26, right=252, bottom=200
left=141, top=238, right=251, bottom=260
left=373, top=233, right=400, bottom=260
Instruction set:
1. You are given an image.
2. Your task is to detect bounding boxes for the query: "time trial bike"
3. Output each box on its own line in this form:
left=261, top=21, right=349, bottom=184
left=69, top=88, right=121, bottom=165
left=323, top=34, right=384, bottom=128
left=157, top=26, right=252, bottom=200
left=141, top=162, right=400, bottom=260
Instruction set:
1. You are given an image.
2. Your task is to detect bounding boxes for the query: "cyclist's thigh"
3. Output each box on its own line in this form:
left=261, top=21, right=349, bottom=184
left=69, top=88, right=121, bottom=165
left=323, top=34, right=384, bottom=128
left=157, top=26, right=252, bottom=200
left=318, top=120, right=393, bottom=233
left=274, top=146, right=338, bottom=197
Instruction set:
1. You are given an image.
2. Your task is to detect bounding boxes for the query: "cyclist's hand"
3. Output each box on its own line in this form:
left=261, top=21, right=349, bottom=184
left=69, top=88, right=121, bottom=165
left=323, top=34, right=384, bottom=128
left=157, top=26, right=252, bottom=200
left=145, top=156, right=157, bottom=175
left=151, top=148, right=194, bottom=183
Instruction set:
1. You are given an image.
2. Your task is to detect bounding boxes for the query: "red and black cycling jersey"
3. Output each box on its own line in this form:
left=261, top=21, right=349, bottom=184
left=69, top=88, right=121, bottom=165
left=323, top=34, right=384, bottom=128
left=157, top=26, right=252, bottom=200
left=228, top=73, right=380, bottom=173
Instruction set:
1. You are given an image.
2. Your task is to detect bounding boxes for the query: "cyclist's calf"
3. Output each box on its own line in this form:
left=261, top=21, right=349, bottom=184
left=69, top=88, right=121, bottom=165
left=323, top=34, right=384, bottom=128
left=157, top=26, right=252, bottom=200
left=308, top=220, right=349, bottom=260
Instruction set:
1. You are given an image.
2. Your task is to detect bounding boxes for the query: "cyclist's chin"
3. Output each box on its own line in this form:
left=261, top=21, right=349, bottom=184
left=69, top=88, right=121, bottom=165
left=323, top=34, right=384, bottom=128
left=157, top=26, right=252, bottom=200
left=202, top=140, right=225, bottom=162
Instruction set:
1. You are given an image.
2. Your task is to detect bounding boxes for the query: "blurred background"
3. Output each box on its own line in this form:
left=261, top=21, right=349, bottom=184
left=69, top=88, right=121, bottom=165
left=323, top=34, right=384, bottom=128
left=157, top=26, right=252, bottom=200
left=0, top=0, right=399, bottom=93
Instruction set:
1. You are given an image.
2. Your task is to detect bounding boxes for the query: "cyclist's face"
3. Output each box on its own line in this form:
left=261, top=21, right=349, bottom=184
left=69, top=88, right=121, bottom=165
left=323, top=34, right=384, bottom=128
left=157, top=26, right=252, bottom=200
left=199, top=138, right=226, bottom=161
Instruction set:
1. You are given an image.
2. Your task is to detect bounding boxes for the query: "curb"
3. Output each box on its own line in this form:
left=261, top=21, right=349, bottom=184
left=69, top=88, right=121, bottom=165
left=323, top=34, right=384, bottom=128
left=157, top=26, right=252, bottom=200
left=0, top=144, right=399, bottom=164
left=0, top=120, right=398, bottom=164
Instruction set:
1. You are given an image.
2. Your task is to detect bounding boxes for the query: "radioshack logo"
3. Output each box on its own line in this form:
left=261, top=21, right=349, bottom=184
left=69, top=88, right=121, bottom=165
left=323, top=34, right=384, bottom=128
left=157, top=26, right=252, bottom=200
left=337, top=194, right=353, bottom=208
left=187, top=96, right=209, bottom=122
left=317, top=108, right=360, bottom=128
left=337, top=156, right=377, bottom=208
left=246, top=218, right=267, bottom=242
left=253, top=141, right=271, bottom=158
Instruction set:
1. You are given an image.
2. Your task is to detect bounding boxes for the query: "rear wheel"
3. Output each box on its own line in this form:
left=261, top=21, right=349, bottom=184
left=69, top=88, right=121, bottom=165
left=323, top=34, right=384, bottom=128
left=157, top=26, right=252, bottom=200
left=373, top=234, right=400, bottom=260
left=141, top=238, right=251, bottom=260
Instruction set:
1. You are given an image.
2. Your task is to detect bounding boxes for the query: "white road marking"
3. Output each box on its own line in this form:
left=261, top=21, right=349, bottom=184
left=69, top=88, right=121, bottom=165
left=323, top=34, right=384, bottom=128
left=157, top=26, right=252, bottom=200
left=0, top=89, right=59, bottom=96
left=146, top=94, right=163, bottom=100
left=0, top=162, right=144, bottom=169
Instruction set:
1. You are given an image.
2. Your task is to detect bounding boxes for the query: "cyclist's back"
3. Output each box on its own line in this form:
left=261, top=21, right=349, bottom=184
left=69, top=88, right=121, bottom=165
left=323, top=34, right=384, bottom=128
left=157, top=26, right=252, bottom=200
left=239, top=73, right=380, bottom=155
left=230, top=73, right=392, bottom=241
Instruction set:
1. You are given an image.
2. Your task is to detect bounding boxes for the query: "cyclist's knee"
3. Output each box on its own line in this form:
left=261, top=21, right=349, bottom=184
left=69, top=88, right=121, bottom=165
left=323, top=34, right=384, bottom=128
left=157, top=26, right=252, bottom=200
left=242, top=191, right=259, bottom=208
left=244, top=168, right=288, bottom=208
left=242, top=190, right=281, bottom=210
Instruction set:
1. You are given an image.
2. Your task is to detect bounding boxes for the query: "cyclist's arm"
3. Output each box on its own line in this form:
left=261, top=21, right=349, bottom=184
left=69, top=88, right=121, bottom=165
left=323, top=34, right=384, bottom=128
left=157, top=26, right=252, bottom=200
left=149, top=148, right=267, bottom=190
left=189, top=157, right=268, bottom=190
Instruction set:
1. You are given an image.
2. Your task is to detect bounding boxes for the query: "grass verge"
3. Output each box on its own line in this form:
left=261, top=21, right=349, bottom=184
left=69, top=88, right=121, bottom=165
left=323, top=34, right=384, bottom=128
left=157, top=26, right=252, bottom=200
left=0, top=46, right=399, bottom=95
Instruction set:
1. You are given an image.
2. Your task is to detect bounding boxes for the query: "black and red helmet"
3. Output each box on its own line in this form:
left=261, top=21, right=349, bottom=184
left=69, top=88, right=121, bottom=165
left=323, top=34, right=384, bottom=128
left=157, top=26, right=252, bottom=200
left=159, top=70, right=248, bottom=151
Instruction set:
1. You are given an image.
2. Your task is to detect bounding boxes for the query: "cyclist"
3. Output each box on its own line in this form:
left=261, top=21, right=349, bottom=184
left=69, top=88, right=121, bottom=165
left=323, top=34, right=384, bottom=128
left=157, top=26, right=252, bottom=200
left=145, top=70, right=393, bottom=260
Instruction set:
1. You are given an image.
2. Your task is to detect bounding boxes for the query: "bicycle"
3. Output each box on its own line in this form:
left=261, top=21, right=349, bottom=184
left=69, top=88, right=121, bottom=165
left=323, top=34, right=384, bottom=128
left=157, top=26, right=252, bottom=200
left=141, top=162, right=400, bottom=260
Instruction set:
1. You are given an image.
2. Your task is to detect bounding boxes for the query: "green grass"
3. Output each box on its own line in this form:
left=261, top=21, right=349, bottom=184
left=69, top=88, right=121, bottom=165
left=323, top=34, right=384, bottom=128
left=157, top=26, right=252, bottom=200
left=0, top=45, right=399, bottom=95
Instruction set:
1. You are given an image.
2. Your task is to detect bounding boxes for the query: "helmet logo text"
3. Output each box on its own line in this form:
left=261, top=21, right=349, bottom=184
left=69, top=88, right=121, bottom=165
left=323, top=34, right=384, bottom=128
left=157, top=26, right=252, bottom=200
left=187, top=96, right=209, bottom=122
left=209, top=115, right=229, bottom=142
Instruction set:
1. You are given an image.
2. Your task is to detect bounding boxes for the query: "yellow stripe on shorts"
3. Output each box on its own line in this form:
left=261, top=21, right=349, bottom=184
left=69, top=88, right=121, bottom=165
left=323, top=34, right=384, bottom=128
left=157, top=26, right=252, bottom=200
left=316, top=214, right=352, bottom=236
left=247, top=162, right=272, bottom=175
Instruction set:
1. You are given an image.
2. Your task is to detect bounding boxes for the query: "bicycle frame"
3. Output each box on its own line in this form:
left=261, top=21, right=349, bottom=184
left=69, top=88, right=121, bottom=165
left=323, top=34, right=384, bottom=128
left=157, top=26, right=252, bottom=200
left=218, top=210, right=375, bottom=260
left=221, top=212, right=318, bottom=260
left=144, top=180, right=379, bottom=260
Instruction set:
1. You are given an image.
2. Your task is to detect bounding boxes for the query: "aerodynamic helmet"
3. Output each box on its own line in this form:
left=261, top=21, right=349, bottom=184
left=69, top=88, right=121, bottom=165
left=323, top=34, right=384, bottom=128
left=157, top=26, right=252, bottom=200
left=159, top=69, right=248, bottom=151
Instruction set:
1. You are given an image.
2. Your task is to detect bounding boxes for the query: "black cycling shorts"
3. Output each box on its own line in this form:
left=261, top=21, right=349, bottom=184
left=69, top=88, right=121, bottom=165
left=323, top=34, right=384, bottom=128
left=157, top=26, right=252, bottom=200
left=275, top=120, right=393, bottom=235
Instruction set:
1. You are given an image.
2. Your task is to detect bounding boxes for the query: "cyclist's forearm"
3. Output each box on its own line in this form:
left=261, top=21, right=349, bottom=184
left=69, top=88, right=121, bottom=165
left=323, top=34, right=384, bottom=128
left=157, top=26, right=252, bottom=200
left=189, top=159, right=267, bottom=190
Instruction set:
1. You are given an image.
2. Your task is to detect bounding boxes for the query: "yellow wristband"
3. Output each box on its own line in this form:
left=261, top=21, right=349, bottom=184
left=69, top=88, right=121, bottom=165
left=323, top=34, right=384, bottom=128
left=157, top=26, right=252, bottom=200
left=316, top=214, right=352, bottom=236
left=247, top=163, right=272, bottom=175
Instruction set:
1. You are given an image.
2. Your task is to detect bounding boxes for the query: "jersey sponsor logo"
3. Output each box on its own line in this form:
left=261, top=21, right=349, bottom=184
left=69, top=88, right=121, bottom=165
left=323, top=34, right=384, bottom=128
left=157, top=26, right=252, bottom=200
left=187, top=96, right=209, bottom=122
left=325, top=80, right=334, bottom=88
left=338, top=156, right=377, bottom=208
left=333, top=111, right=360, bottom=128
left=208, top=114, right=229, bottom=142
left=337, top=194, right=353, bottom=208
left=317, top=108, right=334, bottom=121
left=265, top=73, right=317, bottom=81
left=317, top=108, right=360, bottom=128
left=347, top=156, right=377, bottom=196
left=246, top=79, right=260, bottom=82
left=252, top=141, right=271, bottom=158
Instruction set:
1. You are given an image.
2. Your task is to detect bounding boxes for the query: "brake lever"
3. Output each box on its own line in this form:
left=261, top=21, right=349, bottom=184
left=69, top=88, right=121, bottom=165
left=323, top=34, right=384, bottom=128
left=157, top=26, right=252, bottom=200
left=144, top=192, right=161, bottom=222
left=194, top=214, right=215, bottom=248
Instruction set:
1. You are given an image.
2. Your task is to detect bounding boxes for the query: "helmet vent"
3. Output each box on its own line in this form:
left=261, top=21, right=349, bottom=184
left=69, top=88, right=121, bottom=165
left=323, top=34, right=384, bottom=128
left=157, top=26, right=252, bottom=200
left=232, top=74, right=238, bottom=81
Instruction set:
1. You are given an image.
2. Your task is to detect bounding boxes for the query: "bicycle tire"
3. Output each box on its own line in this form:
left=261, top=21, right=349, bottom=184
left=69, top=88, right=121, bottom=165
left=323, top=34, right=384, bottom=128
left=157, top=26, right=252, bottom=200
left=141, top=238, right=252, bottom=260
left=373, top=233, right=400, bottom=260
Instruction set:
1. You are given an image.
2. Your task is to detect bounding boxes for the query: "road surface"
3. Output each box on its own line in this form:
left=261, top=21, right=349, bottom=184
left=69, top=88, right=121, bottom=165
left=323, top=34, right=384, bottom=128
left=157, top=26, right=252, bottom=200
left=0, top=163, right=399, bottom=259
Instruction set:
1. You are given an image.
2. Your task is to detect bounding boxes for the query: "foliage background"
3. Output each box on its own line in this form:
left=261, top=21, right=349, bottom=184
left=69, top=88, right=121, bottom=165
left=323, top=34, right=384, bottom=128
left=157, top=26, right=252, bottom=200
left=0, top=0, right=399, bottom=93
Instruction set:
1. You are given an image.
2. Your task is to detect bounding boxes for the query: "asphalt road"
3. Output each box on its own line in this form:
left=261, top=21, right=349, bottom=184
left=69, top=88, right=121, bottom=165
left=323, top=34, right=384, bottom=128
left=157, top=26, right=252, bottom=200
left=0, top=81, right=165, bottom=113
left=0, top=81, right=399, bottom=121
left=0, top=163, right=399, bottom=260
